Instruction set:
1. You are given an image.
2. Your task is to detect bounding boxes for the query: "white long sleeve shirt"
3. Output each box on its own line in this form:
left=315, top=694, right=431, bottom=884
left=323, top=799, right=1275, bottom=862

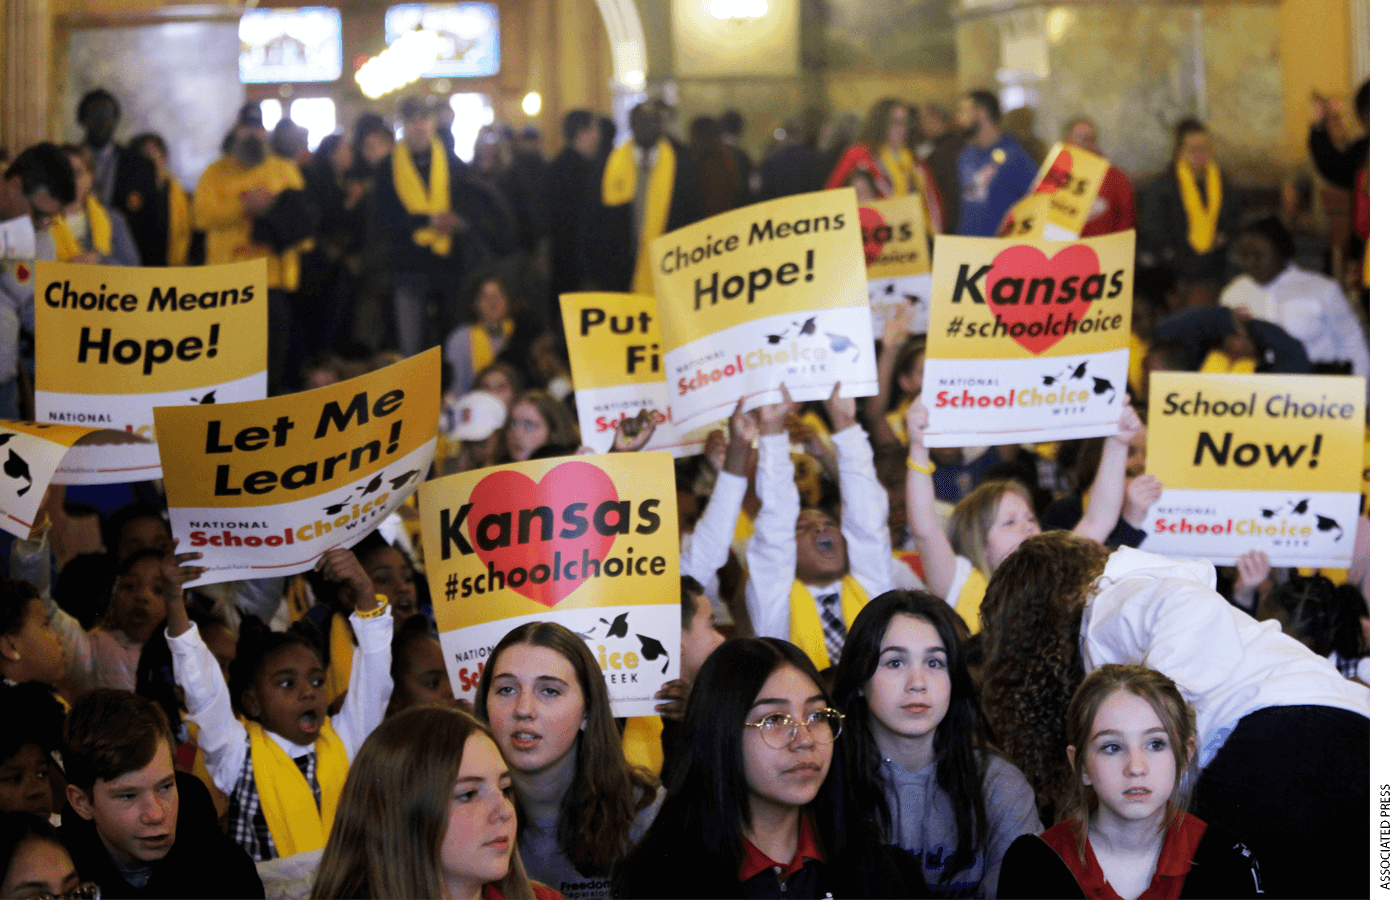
left=1081, top=547, right=1369, bottom=769
left=166, top=610, right=393, bottom=794
left=746, top=426, right=893, bottom=642
left=679, top=469, right=747, bottom=590
left=1220, top=264, right=1369, bottom=383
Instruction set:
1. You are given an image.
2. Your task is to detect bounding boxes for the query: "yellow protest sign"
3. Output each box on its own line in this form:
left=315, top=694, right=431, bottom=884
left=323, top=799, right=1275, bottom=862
left=421, top=452, right=680, bottom=714
left=34, top=259, right=268, bottom=482
left=919, top=230, right=1134, bottom=446
left=153, top=349, right=440, bottom=584
left=0, top=421, right=99, bottom=538
left=1143, top=372, right=1365, bottom=566
left=559, top=293, right=704, bottom=456
left=1001, top=142, right=1111, bottom=241
left=648, top=189, right=875, bottom=433
left=860, top=194, right=932, bottom=334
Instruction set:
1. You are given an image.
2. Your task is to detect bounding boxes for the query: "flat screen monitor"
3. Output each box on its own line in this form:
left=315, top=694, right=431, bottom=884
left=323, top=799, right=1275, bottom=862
left=239, top=7, right=343, bottom=83
left=384, top=3, right=500, bottom=78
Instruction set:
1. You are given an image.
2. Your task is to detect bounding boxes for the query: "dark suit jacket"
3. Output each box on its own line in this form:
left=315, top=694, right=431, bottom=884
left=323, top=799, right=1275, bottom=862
left=102, top=144, right=162, bottom=266
left=577, top=139, right=704, bottom=293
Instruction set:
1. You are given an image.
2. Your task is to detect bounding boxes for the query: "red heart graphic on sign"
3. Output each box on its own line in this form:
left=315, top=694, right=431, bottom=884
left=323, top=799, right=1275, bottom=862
left=986, top=243, right=1102, bottom=355
left=858, top=206, right=886, bottom=265
left=1034, top=149, right=1074, bottom=194
left=466, top=461, right=619, bottom=607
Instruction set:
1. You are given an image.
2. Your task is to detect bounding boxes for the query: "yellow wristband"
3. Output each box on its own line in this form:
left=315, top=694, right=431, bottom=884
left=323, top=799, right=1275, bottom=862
left=906, top=457, right=935, bottom=475
left=354, top=595, right=391, bottom=619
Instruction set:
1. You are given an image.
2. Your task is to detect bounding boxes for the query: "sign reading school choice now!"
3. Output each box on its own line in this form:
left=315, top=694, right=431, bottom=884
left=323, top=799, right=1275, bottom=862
left=421, top=452, right=680, bottom=715
left=153, top=349, right=440, bottom=585
left=648, top=189, right=877, bottom=435
left=34, top=260, right=268, bottom=483
left=919, top=229, right=1134, bottom=447
left=1143, top=372, right=1365, bottom=567
left=560, top=293, right=704, bottom=457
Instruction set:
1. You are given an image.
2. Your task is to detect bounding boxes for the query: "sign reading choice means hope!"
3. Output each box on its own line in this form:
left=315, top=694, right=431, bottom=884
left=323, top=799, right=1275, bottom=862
left=860, top=194, right=932, bottom=335
left=421, top=451, right=680, bottom=715
left=153, top=348, right=440, bottom=585
left=919, top=229, right=1133, bottom=447
left=1001, top=141, right=1111, bottom=241
left=560, top=293, right=704, bottom=457
left=649, top=188, right=877, bottom=434
left=34, top=259, right=268, bottom=483
left=1143, top=372, right=1365, bottom=567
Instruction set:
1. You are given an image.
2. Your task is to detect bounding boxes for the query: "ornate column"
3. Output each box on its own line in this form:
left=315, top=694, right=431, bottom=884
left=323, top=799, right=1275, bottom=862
left=2, top=0, right=52, bottom=152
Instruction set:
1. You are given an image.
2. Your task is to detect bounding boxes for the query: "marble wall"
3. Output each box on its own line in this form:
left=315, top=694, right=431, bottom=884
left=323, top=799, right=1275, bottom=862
left=954, top=2, right=1287, bottom=185
left=63, top=20, right=243, bottom=190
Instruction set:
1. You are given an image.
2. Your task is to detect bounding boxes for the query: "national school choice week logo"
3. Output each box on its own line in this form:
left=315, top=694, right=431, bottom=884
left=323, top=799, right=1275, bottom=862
left=675, top=313, right=860, bottom=396
left=928, top=358, right=1117, bottom=411
left=1154, top=497, right=1346, bottom=542
left=184, top=467, right=422, bottom=549
left=945, top=243, right=1126, bottom=355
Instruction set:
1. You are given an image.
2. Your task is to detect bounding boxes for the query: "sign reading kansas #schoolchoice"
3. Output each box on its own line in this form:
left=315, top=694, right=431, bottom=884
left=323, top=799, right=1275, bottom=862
left=1143, top=372, right=1365, bottom=567
left=34, top=259, right=268, bottom=483
left=559, top=293, right=704, bottom=457
left=918, top=229, right=1133, bottom=447
left=153, top=349, right=440, bottom=584
left=649, top=189, right=877, bottom=435
left=421, top=451, right=680, bottom=715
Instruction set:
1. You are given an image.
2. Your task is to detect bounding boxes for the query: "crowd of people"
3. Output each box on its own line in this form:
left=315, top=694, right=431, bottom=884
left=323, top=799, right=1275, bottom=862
left=0, top=76, right=1372, bottom=900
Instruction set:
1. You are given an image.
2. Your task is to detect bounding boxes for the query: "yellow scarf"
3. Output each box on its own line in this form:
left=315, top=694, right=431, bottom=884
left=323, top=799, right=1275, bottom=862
left=469, top=320, right=514, bottom=375
left=878, top=146, right=917, bottom=197
left=326, top=612, right=354, bottom=707
left=246, top=719, right=348, bottom=857
left=789, top=576, right=869, bottom=670
left=50, top=196, right=112, bottom=261
left=1175, top=158, right=1222, bottom=255
left=621, top=715, right=665, bottom=777
left=392, top=137, right=451, bottom=256
left=166, top=177, right=191, bottom=266
left=601, top=139, right=676, bottom=296
left=1200, top=350, right=1255, bottom=375
left=955, top=566, right=987, bottom=636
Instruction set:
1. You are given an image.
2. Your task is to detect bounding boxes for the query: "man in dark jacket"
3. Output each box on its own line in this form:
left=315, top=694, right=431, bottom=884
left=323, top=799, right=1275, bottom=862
left=578, top=99, right=703, bottom=295
left=77, top=89, right=163, bottom=266
left=545, top=109, right=600, bottom=302
left=61, top=689, right=264, bottom=900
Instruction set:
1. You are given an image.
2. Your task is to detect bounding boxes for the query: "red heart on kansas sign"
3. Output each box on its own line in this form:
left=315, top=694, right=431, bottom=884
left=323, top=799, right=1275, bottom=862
left=858, top=206, right=886, bottom=265
left=986, top=243, right=1102, bottom=355
left=466, top=461, right=619, bottom=607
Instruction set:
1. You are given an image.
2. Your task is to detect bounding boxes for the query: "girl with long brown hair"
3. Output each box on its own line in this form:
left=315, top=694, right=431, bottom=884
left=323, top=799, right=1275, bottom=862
left=475, top=622, right=661, bottom=900
left=311, top=706, right=560, bottom=900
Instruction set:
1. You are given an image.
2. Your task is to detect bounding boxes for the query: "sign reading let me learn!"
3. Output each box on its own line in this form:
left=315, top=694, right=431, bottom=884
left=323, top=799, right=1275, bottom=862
left=1143, top=372, right=1365, bottom=567
left=649, top=189, right=877, bottom=435
left=919, top=229, right=1133, bottom=447
left=153, top=349, right=440, bottom=584
left=34, top=259, right=268, bottom=483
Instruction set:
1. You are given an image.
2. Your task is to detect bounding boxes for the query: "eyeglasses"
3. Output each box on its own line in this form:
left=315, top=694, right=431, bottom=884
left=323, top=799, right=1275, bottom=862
left=22, top=883, right=101, bottom=900
left=745, top=709, right=844, bottom=749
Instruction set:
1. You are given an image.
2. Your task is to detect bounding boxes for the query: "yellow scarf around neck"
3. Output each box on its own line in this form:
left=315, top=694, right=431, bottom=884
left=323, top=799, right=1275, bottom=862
left=246, top=719, right=348, bottom=857
left=789, top=575, right=869, bottom=670
left=166, top=177, right=191, bottom=266
left=601, top=139, right=676, bottom=296
left=50, top=196, right=112, bottom=261
left=622, top=714, right=665, bottom=777
left=469, top=320, right=514, bottom=375
left=392, top=137, right=451, bottom=256
left=954, top=567, right=987, bottom=635
left=878, top=146, right=917, bottom=197
left=1176, top=158, right=1222, bottom=255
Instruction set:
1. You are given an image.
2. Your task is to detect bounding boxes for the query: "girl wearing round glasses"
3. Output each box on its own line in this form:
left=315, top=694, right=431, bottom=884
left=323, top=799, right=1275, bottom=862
left=613, top=638, right=925, bottom=899
left=832, top=591, right=1042, bottom=897
left=0, top=812, right=97, bottom=900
